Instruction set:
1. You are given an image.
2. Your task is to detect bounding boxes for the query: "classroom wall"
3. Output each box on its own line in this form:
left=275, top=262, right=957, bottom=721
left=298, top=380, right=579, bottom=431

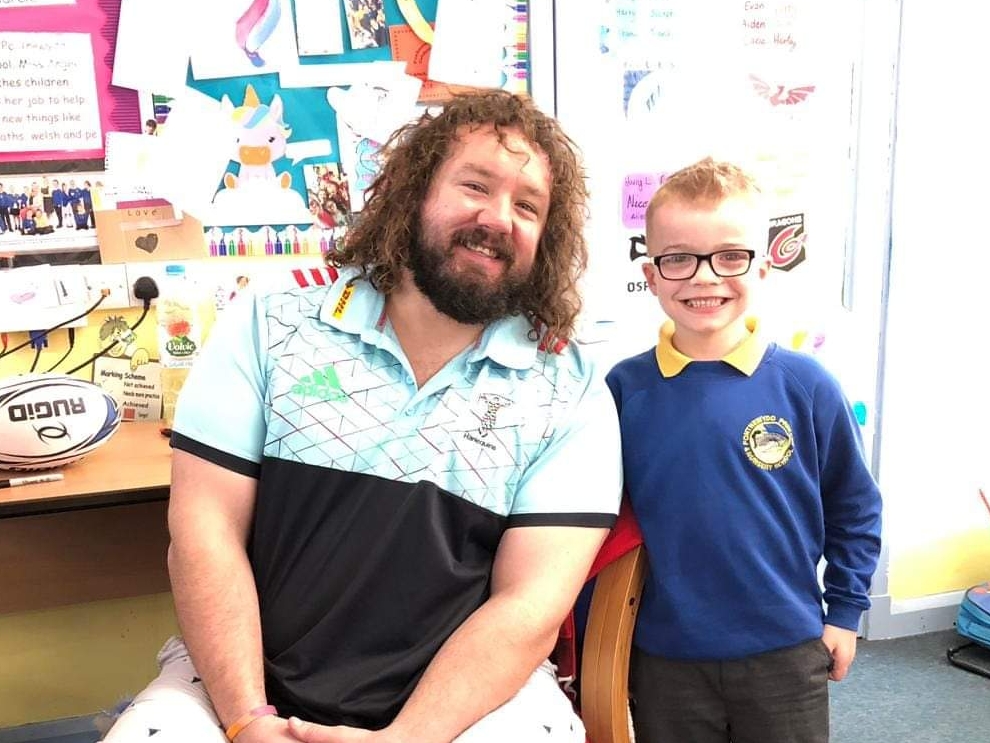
left=876, top=0, right=990, bottom=603
left=0, top=595, right=177, bottom=728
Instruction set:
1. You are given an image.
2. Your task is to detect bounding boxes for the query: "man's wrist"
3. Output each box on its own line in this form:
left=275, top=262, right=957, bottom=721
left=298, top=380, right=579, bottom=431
left=225, top=704, right=278, bottom=741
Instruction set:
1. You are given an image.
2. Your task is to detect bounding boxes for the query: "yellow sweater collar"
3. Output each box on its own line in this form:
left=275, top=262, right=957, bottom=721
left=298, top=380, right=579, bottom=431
left=655, top=318, right=766, bottom=378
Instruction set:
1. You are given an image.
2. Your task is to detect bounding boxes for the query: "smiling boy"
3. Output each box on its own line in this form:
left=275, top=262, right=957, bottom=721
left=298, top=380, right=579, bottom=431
left=606, top=157, right=882, bottom=743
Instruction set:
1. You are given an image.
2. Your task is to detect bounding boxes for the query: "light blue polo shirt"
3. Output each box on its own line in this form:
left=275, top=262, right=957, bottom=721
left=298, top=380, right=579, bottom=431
left=170, top=266, right=621, bottom=727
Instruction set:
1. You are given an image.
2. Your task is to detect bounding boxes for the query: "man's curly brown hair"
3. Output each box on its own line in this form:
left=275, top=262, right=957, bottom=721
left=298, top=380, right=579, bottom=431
left=329, top=89, right=589, bottom=340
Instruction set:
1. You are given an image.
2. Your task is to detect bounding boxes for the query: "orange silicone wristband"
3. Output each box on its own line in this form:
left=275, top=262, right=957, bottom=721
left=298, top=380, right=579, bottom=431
left=225, top=704, right=277, bottom=741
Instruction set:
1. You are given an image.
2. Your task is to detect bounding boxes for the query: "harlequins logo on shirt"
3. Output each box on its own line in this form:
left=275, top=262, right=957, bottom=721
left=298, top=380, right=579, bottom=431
left=463, top=393, right=514, bottom=451
left=476, top=393, right=513, bottom=437
left=743, top=415, right=794, bottom=470
left=291, top=366, right=348, bottom=402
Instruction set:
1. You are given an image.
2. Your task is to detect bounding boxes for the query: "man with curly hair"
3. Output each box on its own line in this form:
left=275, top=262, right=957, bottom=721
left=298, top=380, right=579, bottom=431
left=103, top=90, right=621, bottom=743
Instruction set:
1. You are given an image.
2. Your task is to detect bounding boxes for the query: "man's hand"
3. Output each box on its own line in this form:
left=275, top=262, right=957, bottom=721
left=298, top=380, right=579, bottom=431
left=821, top=624, right=858, bottom=682
left=287, top=717, right=395, bottom=742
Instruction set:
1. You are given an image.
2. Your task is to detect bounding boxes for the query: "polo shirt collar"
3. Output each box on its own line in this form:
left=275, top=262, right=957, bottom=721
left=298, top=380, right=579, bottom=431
left=469, top=314, right=538, bottom=370
left=655, top=317, right=766, bottom=378
left=319, top=267, right=386, bottom=336
left=320, top=268, right=537, bottom=370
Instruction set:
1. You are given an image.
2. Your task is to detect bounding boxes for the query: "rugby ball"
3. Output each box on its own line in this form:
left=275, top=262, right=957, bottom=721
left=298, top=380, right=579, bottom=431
left=0, top=374, right=122, bottom=471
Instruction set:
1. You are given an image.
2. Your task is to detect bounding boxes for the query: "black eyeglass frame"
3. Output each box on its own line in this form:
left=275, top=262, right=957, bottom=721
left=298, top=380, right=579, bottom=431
left=651, top=249, right=757, bottom=280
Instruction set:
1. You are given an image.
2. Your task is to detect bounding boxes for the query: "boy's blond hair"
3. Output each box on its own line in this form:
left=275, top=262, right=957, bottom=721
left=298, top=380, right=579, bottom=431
left=645, top=157, right=763, bottom=234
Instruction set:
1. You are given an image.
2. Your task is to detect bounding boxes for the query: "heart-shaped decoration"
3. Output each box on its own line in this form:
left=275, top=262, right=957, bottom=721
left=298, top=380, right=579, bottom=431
left=135, top=233, right=159, bottom=253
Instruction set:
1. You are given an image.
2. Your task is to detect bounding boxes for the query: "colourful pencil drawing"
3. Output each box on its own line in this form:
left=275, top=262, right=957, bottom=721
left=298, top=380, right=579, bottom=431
left=191, top=0, right=296, bottom=80
left=235, top=0, right=282, bottom=67
left=220, top=85, right=293, bottom=190
left=100, top=315, right=151, bottom=371
left=208, top=85, right=312, bottom=226
left=336, top=119, right=384, bottom=212
left=355, top=138, right=383, bottom=191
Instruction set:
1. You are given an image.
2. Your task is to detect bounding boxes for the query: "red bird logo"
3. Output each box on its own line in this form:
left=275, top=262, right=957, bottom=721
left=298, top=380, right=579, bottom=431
left=749, top=74, right=815, bottom=106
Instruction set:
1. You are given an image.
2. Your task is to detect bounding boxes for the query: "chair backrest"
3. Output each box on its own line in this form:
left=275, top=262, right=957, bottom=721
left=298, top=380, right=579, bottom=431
left=579, top=544, right=647, bottom=743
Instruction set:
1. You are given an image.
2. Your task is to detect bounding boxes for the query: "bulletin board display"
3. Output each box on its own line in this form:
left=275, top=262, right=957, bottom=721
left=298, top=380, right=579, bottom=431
left=103, top=0, right=532, bottom=232
left=0, top=0, right=141, bottom=163
left=0, top=0, right=532, bottom=259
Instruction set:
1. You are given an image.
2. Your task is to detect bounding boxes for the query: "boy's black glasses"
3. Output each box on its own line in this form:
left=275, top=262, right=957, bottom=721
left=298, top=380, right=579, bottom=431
left=652, top=249, right=757, bottom=280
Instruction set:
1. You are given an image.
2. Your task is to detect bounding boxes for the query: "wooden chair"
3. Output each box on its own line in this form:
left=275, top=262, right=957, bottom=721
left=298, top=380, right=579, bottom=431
left=550, top=498, right=646, bottom=743
left=579, top=544, right=647, bottom=743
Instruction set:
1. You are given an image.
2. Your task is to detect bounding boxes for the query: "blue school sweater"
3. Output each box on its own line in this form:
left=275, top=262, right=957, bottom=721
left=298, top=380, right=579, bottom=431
left=606, top=320, right=882, bottom=661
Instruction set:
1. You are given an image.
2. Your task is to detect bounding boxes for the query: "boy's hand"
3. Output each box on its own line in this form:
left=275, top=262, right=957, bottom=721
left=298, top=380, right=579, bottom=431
left=822, top=624, right=858, bottom=681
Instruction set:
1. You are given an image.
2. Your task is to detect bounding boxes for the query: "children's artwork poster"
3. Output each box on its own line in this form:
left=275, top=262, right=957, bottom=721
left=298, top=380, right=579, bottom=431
left=5, top=1, right=531, bottom=232
left=326, top=77, right=422, bottom=146
left=207, top=84, right=316, bottom=226
left=389, top=23, right=472, bottom=103
left=189, top=0, right=301, bottom=81
left=0, top=0, right=140, bottom=163
left=335, top=120, right=384, bottom=213
left=427, top=0, right=530, bottom=91
left=389, top=1, right=530, bottom=103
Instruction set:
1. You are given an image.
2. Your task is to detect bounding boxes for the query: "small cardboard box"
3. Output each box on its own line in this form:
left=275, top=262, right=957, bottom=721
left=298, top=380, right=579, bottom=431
left=96, top=203, right=207, bottom=264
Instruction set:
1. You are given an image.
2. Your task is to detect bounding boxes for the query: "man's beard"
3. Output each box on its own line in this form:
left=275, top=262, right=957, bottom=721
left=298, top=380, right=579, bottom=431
left=408, top=224, right=531, bottom=325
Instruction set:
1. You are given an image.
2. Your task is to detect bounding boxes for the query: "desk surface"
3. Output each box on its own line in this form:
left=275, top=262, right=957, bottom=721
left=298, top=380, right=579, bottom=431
left=0, top=421, right=172, bottom=517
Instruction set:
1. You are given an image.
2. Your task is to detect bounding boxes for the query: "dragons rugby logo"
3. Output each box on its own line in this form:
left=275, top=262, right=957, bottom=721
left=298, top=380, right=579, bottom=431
left=767, top=213, right=806, bottom=271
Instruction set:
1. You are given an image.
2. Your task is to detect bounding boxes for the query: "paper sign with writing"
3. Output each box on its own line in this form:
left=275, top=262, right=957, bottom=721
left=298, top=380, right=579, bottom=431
left=0, top=32, right=102, bottom=154
left=0, top=1, right=141, bottom=163
left=622, top=172, right=668, bottom=228
left=94, top=357, right=164, bottom=422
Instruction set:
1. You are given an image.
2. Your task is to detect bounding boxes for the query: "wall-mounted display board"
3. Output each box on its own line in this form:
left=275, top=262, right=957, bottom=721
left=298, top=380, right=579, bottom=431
left=0, top=0, right=141, bottom=164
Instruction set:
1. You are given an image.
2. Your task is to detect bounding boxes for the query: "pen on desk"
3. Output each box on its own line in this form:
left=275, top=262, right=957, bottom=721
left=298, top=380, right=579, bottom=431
left=0, top=473, right=65, bottom=489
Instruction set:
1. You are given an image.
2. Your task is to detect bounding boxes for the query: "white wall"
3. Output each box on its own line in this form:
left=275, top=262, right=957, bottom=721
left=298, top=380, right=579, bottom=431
left=875, top=0, right=990, bottom=613
left=550, top=0, right=990, bottom=638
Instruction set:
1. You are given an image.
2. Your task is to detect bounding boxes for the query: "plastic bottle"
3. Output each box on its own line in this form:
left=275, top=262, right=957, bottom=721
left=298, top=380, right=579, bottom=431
left=158, top=264, right=203, bottom=429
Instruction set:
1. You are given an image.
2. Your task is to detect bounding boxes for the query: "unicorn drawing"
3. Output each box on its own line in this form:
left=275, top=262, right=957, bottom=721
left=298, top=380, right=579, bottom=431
left=220, top=84, right=292, bottom=190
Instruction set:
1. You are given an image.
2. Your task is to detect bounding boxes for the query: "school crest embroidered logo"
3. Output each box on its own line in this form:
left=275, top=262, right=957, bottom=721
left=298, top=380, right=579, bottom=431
left=743, top=415, right=794, bottom=470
